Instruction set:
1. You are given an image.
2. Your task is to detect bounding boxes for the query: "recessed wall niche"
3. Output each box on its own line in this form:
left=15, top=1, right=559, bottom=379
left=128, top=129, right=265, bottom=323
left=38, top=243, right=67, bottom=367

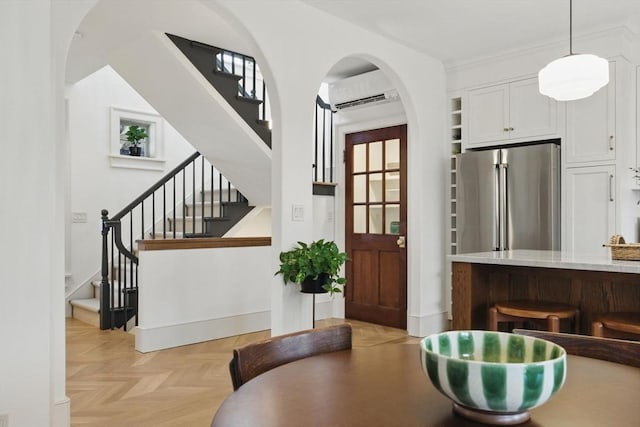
left=109, top=107, right=165, bottom=171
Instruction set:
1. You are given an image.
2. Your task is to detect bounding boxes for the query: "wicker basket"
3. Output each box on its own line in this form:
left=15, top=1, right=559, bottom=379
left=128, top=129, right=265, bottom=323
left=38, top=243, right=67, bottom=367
left=603, top=235, right=640, bottom=261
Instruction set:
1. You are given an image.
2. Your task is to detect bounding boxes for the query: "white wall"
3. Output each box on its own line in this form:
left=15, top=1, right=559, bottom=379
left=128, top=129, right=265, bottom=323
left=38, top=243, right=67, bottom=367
left=136, top=245, right=271, bottom=352
left=0, top=1, right=95, bottom=425
left=226, top=206, right=272, bottom=237
left=0, top=2, right=446, bottom=423
left=66, top=66, right=199, bottom=298
left=213, top=0, right=447, bottom=337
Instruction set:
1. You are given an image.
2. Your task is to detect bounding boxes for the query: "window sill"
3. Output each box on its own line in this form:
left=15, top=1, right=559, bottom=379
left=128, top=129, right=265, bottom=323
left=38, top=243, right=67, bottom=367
left=109, top=154, right=166, bottom=171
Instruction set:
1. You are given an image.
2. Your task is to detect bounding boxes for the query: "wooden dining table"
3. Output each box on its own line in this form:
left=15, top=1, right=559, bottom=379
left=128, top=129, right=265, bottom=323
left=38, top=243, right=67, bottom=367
left=211, top=343, right=640, bottom=426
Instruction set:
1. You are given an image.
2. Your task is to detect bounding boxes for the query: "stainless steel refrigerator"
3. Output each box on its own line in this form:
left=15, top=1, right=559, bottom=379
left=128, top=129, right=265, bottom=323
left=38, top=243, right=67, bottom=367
left=456, top=142, right=560, bottom=253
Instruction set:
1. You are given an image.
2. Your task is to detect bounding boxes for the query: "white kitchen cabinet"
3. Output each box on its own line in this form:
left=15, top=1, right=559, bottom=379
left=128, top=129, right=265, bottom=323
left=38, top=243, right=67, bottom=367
left=565, top=62, right=616, bottom=164
left=565, top=164, right=616, bottom=255
left=467, top=77, right=558, bottom=147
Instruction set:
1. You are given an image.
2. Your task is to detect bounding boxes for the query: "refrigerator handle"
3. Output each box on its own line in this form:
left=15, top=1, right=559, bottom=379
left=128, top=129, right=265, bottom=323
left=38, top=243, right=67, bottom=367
left=609, top=174, right=614, bottom=202
left=499, top=163, right=508, bottom=250
left=494, top=164, right=500, bottom=251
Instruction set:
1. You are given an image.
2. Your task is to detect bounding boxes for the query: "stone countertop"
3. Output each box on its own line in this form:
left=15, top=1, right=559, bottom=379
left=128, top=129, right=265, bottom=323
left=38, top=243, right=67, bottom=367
left=448, top=249, right=640, bottom=274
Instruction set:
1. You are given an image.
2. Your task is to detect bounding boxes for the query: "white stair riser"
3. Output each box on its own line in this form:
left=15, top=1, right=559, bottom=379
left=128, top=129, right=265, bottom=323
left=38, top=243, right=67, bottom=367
left=199, top=188, right=239, bottom=203
left=184, top=201, right=221, bottom=216
left=166, top=217, right=206, bottom=233
left=72, top=305, right=100, bottom=327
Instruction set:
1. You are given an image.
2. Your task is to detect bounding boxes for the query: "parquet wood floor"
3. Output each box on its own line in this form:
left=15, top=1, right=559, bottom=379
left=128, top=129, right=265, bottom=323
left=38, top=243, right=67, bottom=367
left=66, top=317, right=419, bottom=426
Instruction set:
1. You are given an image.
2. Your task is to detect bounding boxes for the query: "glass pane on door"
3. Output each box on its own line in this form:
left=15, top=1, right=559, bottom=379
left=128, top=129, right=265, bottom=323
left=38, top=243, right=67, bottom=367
left=353, top=205, right=366, bottom=233
left=369, top=206, right=383, bottom=234
left=353, top=144, right=367, bottom=173
left=385, top=138, right=400, bottom=169
left=369, top=173, right=383, bottom=203
left=353, top=175, right=367, bottom=203
left=385, top=204, right=400, bottom=234
left=385, top=171, right=399, bottom=202
left=369, top=141, right=383, bottom=171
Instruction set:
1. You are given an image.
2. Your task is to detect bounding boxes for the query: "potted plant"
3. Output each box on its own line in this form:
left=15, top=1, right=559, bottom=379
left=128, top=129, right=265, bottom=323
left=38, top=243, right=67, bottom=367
left=125, top=125, right=148, bottom=157
left=275, top=239, right=347, bottom=295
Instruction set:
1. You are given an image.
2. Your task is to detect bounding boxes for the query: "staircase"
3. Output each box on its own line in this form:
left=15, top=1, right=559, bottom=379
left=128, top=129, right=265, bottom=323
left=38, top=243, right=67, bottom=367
left=68, top=34, right=274, bottom=331
left=69, top=34, right=336, bottom=330
left=166, top=33, right=271, bottom=148
left=69, top=152, right=253, bottom=329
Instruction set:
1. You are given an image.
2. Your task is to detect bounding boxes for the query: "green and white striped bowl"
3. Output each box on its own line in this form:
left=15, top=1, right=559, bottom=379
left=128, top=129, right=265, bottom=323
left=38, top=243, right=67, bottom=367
left=420, top=331, right=566, bottom=419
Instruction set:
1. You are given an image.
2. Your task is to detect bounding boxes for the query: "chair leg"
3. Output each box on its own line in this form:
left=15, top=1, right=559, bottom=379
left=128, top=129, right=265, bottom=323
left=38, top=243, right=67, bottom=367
left=573, top=310, right=581, bottom=334
left=547, top=315, right=560, bottom=333
left=592, top=321, right=605, bottom=337
left=488, top=307, right=499, bottom=331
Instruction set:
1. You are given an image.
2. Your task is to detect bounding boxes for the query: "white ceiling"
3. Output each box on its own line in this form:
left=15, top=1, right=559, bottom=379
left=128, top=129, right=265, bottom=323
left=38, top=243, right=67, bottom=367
left=305, top=0, right=640, bottom=74
left=68, top=0, right=640, bottom=84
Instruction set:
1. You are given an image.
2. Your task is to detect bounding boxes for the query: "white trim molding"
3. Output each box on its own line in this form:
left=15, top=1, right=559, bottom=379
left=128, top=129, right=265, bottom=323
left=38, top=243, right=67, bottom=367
left=407, top=311, right=450, bottom=338
left=134, top=311, right=270, bottom=353
left=52, top=396, right=70, bottom=427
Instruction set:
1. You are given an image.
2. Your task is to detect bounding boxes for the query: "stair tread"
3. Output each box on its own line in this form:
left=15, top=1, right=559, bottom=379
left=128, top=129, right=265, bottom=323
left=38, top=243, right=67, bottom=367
left=212, top=69, right=243, bottom=81
left=205, top=217, right=231, bottom=222
left=70, top=298, right=100, bottom=312
left=149, top=231, right=187, bottom=239
left=167, top=216, right=212, bottom=221
left=91, top=280, right=132, bottom=288
left=236, top=95, right=262, bottom=105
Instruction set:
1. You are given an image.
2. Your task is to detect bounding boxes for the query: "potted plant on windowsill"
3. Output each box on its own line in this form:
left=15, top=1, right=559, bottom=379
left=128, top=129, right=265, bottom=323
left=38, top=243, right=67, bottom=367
left=125, top=125, right=148, bottom=157
left=275, top=239, right=347, bottom=295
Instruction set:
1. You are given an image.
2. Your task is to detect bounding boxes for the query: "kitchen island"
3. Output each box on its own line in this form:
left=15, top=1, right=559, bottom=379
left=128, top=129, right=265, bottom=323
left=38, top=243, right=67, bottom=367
left=449, top=250, right=640, bottom=333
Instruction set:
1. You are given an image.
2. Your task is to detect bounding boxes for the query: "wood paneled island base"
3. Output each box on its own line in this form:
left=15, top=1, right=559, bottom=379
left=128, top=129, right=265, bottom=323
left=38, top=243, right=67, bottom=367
left=450, top=250, right=640, bottom=334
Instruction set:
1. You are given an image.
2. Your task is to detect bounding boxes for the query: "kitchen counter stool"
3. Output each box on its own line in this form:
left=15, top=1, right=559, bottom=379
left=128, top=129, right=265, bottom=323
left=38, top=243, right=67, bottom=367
left=592, top=312, right=640, bottom=340
left=489, top=300, right=580, bottom=333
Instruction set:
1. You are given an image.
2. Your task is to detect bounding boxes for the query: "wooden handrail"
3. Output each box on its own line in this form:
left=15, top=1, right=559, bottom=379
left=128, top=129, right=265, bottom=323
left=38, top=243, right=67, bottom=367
left=137, top=236, right=271, bottom=251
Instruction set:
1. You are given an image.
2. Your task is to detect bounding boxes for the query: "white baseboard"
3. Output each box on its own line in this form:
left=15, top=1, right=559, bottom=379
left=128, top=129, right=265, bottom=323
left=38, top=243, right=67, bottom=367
left=135, top=311, right=270, bottom=353
left=407, top=311, right=450, bottom=337
left=52, top=396, right=70, bottom=427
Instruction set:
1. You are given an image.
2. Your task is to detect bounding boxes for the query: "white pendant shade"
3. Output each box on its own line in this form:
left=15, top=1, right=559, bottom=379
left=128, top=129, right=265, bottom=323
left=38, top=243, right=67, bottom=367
left=538, top=53, right=609, bottom=101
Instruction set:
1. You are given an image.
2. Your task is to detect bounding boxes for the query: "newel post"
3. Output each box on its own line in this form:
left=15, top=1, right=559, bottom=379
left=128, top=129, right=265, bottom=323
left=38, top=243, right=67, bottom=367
left=100, top=209, right=111, bottom=330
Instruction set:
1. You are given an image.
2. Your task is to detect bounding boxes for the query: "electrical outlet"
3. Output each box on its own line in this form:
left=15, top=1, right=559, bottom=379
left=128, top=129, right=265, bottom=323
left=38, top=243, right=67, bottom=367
left=0, top=413, right=9, bottom=427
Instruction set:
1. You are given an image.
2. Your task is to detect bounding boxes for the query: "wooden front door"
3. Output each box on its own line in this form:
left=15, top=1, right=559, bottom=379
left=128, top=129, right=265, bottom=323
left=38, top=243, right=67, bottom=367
left=345, top=125, right=407, bottom=329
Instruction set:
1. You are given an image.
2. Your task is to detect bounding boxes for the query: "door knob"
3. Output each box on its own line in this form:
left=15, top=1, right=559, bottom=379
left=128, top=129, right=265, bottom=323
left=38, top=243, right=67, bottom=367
left=396, top=236, right=406, bottom=248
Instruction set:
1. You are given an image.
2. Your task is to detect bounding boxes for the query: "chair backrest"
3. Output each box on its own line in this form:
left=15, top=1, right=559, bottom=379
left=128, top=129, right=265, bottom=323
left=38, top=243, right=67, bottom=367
left=228, top=323, right=352, bottom=390
left=513, top=329, right=640, bottom=368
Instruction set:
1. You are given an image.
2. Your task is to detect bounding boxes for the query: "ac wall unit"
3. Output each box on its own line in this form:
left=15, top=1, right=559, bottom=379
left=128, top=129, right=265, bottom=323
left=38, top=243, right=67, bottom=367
left=329, top=70, right=399, bottom=110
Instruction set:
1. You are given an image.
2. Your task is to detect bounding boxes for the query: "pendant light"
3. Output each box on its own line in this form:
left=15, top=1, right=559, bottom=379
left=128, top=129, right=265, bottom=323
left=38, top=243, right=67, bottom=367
left=538, top=0, right=609, bottom=101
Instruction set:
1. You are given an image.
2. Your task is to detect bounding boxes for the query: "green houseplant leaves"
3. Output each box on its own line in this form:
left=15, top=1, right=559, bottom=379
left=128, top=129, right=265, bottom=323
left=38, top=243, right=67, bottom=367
left=275, top=239, right=347, bottom=295
left=125, top=125, right=149, bottom=147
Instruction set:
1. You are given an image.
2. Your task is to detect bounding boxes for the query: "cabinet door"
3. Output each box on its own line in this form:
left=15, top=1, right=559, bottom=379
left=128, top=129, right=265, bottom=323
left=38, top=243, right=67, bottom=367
left=509, top=78, right=558, bottom=140
left=565, top=165, right=616, bottom=255
left=467, top=84, right=509, bottom=145
left=565, top=62, right=616, bottom=164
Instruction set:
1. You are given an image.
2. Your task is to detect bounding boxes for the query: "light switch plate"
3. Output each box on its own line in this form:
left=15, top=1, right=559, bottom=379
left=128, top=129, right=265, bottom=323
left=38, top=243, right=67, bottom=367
left=292, top=204, right=304, bottom=222
left=72, top=212, right=88, bottom=223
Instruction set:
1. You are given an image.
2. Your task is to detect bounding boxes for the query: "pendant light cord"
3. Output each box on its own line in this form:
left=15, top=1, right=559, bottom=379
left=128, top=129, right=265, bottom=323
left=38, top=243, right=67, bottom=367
left=569, top=0, right=573, bottom=55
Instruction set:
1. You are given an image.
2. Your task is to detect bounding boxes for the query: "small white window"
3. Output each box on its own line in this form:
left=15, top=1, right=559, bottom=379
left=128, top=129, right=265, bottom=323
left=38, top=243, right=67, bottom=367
left=109, top=107, right=165, bottom=171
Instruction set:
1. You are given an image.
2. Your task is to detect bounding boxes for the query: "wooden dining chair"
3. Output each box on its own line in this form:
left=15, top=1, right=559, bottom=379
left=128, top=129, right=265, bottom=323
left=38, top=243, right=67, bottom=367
left=513, top=328, right=640, bottom=368
left=228, top=323, right=352, bottom=390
